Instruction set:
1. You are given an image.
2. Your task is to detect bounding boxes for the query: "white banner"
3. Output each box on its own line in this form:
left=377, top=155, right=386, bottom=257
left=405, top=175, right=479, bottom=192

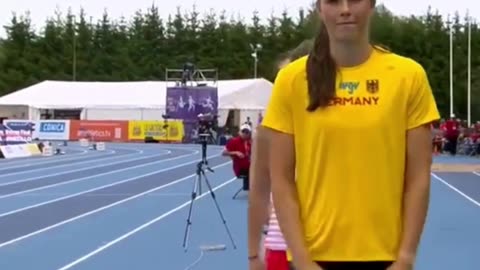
left=36, top=120, right=70, bottom=140
left=0, top=144, right=31, bottom=159
left=3, top=120, right=70, bottom=141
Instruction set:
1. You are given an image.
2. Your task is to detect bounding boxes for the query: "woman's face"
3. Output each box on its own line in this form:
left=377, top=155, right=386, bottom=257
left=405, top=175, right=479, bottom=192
left=317, top=0, right=374, bottom=43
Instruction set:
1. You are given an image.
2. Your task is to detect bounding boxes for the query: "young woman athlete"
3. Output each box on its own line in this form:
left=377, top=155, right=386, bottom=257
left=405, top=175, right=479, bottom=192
left=248, top=40, right=313, bottom=270
left=261, top=1, right=440, bottom=270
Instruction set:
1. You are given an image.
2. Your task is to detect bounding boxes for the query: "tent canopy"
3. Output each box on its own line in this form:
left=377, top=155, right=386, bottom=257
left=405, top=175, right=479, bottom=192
left=0, top=79, right=273, bottom=110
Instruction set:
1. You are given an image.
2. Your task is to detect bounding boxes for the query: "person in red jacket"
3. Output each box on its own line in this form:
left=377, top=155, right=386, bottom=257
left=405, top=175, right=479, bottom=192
left=222, top=124, right=252, bottom=190
left=444, top=115, right=460, bottom=155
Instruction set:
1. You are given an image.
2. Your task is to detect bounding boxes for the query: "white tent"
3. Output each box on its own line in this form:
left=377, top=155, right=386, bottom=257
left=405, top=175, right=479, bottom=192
left=0, top=79, right=272, bottom=127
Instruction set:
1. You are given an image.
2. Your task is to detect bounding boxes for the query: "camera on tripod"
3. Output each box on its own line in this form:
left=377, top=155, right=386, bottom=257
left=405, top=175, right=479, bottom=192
left=197, top=113, right=218, bottom=141
left=182, top=112, right=237, bottom=252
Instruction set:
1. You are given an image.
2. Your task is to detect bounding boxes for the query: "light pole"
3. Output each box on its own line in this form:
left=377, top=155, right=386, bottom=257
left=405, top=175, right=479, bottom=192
left=467, top=11, right=471, bottom=126
left=72, top=15, right=77, bottom=81
left=250, top=43, right=262, bottom=79
left=447, top=15, right=454, bottom=117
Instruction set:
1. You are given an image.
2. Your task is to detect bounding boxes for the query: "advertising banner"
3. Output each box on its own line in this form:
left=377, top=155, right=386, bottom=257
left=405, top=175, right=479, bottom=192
left=0, top=144, right=31, bottom=158
left=69, top=120, right=129, bottom=142
left=2, top=119, right=70, bottom=141
left=1, top=120, right=35, bottom=144
left=165, top=86, right=218, bottom=120
left=25, top=143, right=42, bottom=156
left=128, top=120, right=184, bottom=142
left=36, top=120, right=70, bottom=140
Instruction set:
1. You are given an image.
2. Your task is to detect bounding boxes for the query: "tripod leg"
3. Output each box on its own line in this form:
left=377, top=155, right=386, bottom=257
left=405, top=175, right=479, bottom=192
left=182, top=174, right=200, bottom=251
left=201, top=171, right=237, bottom=249
left=198, top=176, right=202, bottom=195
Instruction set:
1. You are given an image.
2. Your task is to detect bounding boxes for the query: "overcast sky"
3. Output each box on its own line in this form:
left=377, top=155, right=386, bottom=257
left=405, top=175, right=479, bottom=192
left=0, top=0, right=474, bottom=37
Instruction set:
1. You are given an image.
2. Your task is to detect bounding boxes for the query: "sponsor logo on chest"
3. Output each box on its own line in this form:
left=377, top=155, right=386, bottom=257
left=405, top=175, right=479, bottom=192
left=333, top=79, right=380, bottom=106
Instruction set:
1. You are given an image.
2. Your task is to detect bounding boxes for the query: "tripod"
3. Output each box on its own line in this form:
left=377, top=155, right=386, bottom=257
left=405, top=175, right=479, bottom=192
left=182, top=137, right=237, bottom=251
left=161, top=114, right=170, bottom=143
left=162, top=121, right=169, bottom=143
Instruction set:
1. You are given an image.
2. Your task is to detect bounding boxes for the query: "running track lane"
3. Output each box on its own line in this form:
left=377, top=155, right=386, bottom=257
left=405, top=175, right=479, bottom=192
left=0, top=148, right=134, bottom=175
left=0, top=146, right=162, bottom=182
left=0, top=155, right=230, bottom=246
left=0, top=146, right=85, bottom=164
left=0, top=148, right=193, bottom=195
left=0, top=151, right=204, bottom=214
left=432, top=172, right=480, bottom=202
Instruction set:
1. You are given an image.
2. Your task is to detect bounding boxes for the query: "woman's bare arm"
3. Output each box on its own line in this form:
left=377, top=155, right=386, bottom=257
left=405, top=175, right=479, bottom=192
left=248, top=127, right=272, bottom=259
left=269, top=129, right=315, bottom=269
left=398, top=124, right=433, bottom=264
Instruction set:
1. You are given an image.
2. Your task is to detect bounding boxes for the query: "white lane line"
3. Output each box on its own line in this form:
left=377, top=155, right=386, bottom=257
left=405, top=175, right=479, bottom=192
left=0, top=143, right=167, bottom=171
left=431, top=173, right=480, bottom=207
left=0, top=161, right=232, bottom=249
left=0, top=149, right=170, bottom=186
left=0, top=144, right=184, bottom=178
left=8, top=192, right=194, bottom=197
left=0, top=147, right=89, bottom=165
left=56, top=176, right=236, bottom=270
left=0, top=148, right=110, bottom=171
left=0, top=149, right=132, bottom=177
left=0, top=150, right=201, bottom=201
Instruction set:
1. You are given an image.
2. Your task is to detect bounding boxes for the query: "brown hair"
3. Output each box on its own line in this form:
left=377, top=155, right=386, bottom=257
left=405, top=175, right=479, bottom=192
left=306, top=23, right=336, bottom=111
left=306, top=0, right=378, bottom=111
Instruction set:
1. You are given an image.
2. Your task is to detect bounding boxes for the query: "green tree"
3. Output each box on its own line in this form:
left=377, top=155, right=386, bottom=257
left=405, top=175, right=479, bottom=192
left=0, top=4, right=478, bottom=120
left=0, top=12, right=38, bottom=95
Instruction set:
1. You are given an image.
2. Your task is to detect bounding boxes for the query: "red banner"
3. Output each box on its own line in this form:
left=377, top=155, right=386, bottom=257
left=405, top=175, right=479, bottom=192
left=69, top=120, right=128, bottom=142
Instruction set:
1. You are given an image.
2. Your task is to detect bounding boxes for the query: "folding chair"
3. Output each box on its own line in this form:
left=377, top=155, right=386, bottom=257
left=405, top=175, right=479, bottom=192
left=232, top=174, right=249, bottom=199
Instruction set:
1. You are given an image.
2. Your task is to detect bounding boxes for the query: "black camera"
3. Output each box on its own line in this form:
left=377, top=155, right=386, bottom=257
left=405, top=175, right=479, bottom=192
left=197, top=113, right=218, bottom=139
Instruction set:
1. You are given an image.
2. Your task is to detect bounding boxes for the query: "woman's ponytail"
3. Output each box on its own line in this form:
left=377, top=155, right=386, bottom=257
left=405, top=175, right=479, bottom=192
left=306, top=21, right=337, bottom=111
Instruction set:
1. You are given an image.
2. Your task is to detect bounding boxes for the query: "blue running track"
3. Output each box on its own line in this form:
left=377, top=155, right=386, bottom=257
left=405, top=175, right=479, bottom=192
left=0, top=143, right=478, bottom=270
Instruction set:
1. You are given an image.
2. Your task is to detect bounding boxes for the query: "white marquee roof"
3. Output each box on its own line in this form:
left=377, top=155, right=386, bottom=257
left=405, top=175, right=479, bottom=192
left=0, top=79, right=273, bottom=110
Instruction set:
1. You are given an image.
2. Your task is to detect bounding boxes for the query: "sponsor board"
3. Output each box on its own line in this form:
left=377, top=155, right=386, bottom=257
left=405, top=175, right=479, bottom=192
left=128, top=120, right=184, bottom=142
left=1, top=120, right=34, bottom=143
left=37, top=120, right=70, bottom=140
left=2, top=120, right=70, bottom=141
left=0, top=144, right=31, bottom=159
left=26, top=143, right=42, bottom=155
left=69, top=120, right=129, bottom=141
